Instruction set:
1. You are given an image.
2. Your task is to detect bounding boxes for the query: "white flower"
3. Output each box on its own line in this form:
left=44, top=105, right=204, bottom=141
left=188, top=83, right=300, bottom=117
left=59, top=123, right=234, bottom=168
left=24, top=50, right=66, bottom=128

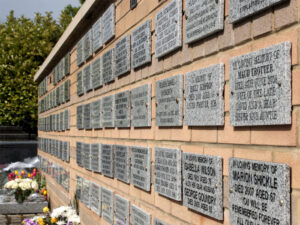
left=56, top=221, right=65, bottom=225
left=11, top=182, right=19, bottom=189
left=15, top=178, right=22, bottom=183
left=68, top=214, right=80, bottom=224
left=31, top=181, right=39, bottom=190
left=19, top=181, right=31, bottom=191
left=4, top=180, right=15, bottom=189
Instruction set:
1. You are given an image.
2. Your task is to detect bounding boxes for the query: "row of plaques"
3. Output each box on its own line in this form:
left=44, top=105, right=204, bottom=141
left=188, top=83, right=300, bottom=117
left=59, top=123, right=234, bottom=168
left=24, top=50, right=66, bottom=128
left=53, top=53, right=70, bottom=86
left=38, top=77, right=48, bottom=97
left=39, top=137, right=70, bottom=162
left=38, top=109, right=70, bottom=132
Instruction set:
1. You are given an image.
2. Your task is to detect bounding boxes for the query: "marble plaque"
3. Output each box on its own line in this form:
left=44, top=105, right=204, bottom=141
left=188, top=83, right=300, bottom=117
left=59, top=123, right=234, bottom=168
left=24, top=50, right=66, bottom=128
left=155, top=147, right=182, bottom=201
left=154, top=218, right=169, bottom=225
left=185, top=0, right=224, bottom=44
left=102, top=48, right=115, bottom=84
left=183, top=153, right=223, bottom=220
left=185, top=64, right=225, bottom=126
left=102, top=95, right=115, bottom=128
left=131, top=19, right=152, bottom=69
left=77, top=38, right=84, bottom=66
left=102, top=4, right=115, bottom=44
left=155, top=74, right=183, bottom=126
left=115, top=194, right=130, bottom=225
left=101, top=144, right=114, bottom=178
left=76, top=142, right=83, bottom=167
left=91, top=143, right=101, bottom=173
left=229, top=158, right=290, bottom=225
left=155, top=0, right=182, bottom=58
left=115, top=91, right=130, bottom=127
left=131, top=84, right=151, bottom=127
left=83, top=143, right=92, bottom=170
left=84, top=29, right=93, bottom=61
left=92, top=57, right=102, bottom=89
left=90, top=182, right=101, bottom=216
left=229, top=0, right=287, bottom=23
left=131, top=205, right=151, bottom=225
left=91, top=100, right=102, bottom=129
left=83, top=64, right=92, bottom=93
left=115, top=35, right=131, bottom=77
left=81, top=179, right=90, bottom=206
left=76, top=176, right=82, bottom=200
left=230, top=42, right=292, bottom=126
left=131, top=146, right=151, bottom=191
left=77, top=105, right=84, bottom=130
left=114, top=145, right=130, bottom=183
left=101, top=187, right=114, bottom=225
left=84, top=103, right=92, bottom=130
left=77, top=70, right=84, bottom=96
left=93, top=18, right=102, bottom=52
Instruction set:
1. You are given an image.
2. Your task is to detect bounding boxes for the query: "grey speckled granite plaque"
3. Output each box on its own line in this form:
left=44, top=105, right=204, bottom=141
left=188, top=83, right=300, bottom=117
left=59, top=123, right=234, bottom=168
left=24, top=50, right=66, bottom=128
left=76, top=142, right=83, bottom=167
left=76, top=105, right=83, bottom=130
left=185, top=64, right=225, bottom=126
left=154, top=218, right=169, bottom=225
left=131, top=20, right=152, bottom=69
left=131, top=84, right=151, bottom=127
left=83, top=64, right=92, bottom=93
left=183, top=153, right=223, bottom=220
left=102, top=48, right=115, bottom=84
left=131, top=146, right=151, bottom=191
left=102, top=95, right=115, bottom=128
left=102, top=187, right=114, bottom=225
left=92, top=100, right=102, bottom=129
left=115, top=194, right=130, bottom=225
left=101, top=144, right=114, bottom=178
left=230, top=42, right=291, bottom=126
left=185, top=0, right=224, bottom=44
left=90, top=182, right=101, bottom=216
left=83, top=103, right=92, bottom=130
left=76, top=176, right=82, bottom=200
left=131, top=205, right=151, bottom=225
left=92, top=57, right=102, bottom=90
left=81, top=179, right=90, bottom=207
left=115, top=91, right=130, bottom=127
left=156, top=74, right=183, bottom=126
left=229, top=158, right=290, bottom=225
left=91, top=143, right=101, bottom=172
left=155, top=147, right=182, bottom=201
left=229, top=0, right=287, bottom=23
left=114, top=145, right=130, bottom=183
left=115, top=35, right=131, bottom=77
left=77, top=70, right=83, bottom=96
left=155, top=0, right=182, bottom=58
left=77, top=38, right=84, bottom=66
left=83, top=29, right=93, bottom=61
left=93, top=18, right=102, bottom=52
left=102, top=4, right=115, bottom=44
left=83, top=143, right=92, bottom=171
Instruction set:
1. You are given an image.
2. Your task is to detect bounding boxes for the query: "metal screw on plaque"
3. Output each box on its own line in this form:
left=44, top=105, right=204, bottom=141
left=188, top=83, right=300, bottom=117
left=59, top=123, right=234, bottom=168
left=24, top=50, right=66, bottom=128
left=279, top=200, right=284, bottom=206
left=145, top=167, right=147, bottom=171
left=216, top=93, right=219, bottom=96
left=231, top=91, right=234, bottom=95
left=278, top=82, right=282, bottom=87
left=185, top=13, right=188, bottom=20
left=176, top=98, right=179, bottom=104
left=215, top=0, right=218, bottom=3
left=229, top=189, right=233, bottom=193
left=111, top=108, right=113, bottom=112
left=215, top=184, right=218, bottom=188
left=145, top=103, right=148, bottom=107
left=156, top=102, right=158, bottom=106
left=131, top=105, right=133, bottom=109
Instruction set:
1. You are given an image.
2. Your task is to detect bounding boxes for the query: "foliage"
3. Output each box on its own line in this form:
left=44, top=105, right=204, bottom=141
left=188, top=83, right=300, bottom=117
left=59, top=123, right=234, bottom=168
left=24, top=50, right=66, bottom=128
left=59, top=4, right=80, bottom=30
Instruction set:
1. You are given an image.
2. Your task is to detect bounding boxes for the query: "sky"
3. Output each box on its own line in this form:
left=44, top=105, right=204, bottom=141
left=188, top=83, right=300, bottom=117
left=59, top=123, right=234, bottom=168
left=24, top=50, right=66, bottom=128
left=0, top=0, right=81, bottom=22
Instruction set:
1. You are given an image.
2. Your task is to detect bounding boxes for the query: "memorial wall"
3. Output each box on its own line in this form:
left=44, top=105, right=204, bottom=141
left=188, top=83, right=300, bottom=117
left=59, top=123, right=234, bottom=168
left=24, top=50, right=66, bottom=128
left=35, top=0, right=300, bottom=224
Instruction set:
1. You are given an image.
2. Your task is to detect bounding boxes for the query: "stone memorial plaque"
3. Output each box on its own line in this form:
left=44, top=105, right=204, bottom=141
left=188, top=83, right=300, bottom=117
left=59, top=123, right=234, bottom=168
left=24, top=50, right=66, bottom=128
left=90, top=182, right=101, bottom=216
left=131, top=205, right=151, bottom=225
left=229, top=158, right=290, bottom=225
left=76, top=176, right=82, bottom=200
left=102, top=95, right=115, bottom=128
left=77, top=105, right=84, bottom=130
left=93, top=18, right=102, bottom=52
left=115, top=194, right=130, bottom=225
left=77, top=70, right=84, bottom=96
left=64, top=80, right=70, bottom=102
left=81, top=179, right=90, bottom=206
left=83, top=64, right=92, bottom=93
left=185, top=0, right=224, bottom=44
left=130, top=0, right=137, bottom=10
left=154, top=218, right=169, bottom=225
left=77, top=38, right=84, bottom=66
left=91, top=100, right=102, bottom=129
left=59, top=111, right=64, bottom=131
left=64, top=53, right=70, bottom=76
left=115, top=91, right=130, bottom=127
left=76, top=142, right=83, bottom=167
left=131, top=146, right=151, bottom=191
left=92, top=57, right=102, bottom=89
left=230, top=42, right=291, bottom=126
left=91, top=143, right=101, bottom=172
left=64, top=110, right=70, bottom=130
left=114, top=145, right=130, bottom=183
left=102, top=4, right=115, bottom=44
left=62, top=141, right=68, bottom=161
left=229, top=0, right=287, bottom=23
left=131, top=19, right=152, bottom=69
left=131, top=84, right=151, bottom=127
left=83, top=143, right=92, bottom=170
left=56, top=86, right=60, bottom=105
left=101, top=144, right=114, bottom=178
left=102, top=187, right=114, bottom=225
left=115, top=35, right=131, bottom=77
left=155, top=74, right=183, bottom=126
left=102, top=48, right=115, bottom=84
left=84, top=29, right=93, bottom=61
left=83, top=103, right=92, bottom=130
left=155, top=147, right=182, bottom=201
left=56, top=113, right=59, bottom=131
left=61, top=84, right=66, bottom=104
left=185, top=63, right=225, bottom=126
left=183, top=153, right=223, bottom=220
left=155, top=0, right=182, bottom=58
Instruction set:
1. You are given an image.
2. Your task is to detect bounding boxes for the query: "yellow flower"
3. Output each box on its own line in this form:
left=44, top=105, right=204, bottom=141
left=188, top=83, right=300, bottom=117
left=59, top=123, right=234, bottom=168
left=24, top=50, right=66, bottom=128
left=43, top=190, right=47, bottom=196
left=51, top=217, right=58, bottom=223
left=43, top=207, right=49, bottom=213
left=38, top=217, right=44, bottom=225
left=28, top=173, right=31, bottom=178
left=14, top=170, right=18, bottom=175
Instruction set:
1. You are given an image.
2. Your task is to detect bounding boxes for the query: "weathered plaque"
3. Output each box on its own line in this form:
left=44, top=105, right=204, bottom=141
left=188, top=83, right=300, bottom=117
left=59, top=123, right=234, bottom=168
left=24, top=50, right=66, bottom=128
left=64, top=80, right=70, bottom=102
left=77, top=70, right=84, bottom=96
left=93, top=18, right=102, bottom=52
left=63, top=141, right=70, bottom=162
left=185, top=64, right=225, bottom=126
left=115, top=35, right=131, bottom=77
left=77, top=38, right=84, bottom=66
left=92, top=57, right=102, bottom=89
left=102, top=4, right=115, bottom=44
left=64, top=109, right=70, bottom=130
left=131, top=146, right=151, bottom=191
left=83, top=103, right=92, bottom=130
left=84, top=29, right=93, bottom=61
left=59, top=111, right=64, bottom=131
left=131, top=19, right=152, bottom=69
left=229, top=158, right=290, bottom=225
left=102, top=95, right=115, bottom=128
left=56, top=88, right=60, bottom=106
left=91, top=100, right=102, bottom=129
left=91, top=143, right=101, bottom=172
left=154, top=218, right=169, bottom=225
left=77, top=105, right=84, bottom=130
left=83, top=64, right=92, bottom=93
left=83, top=143, right=92, bottom=170
left=131, top=205, right=151, bottom=225
left=101, top=187, right=114, bottom=225
left=102, top=48, right=115, bottom=84
left=60, top=85, right=65, bottom=105
left=155, top=74, right=183, bottom=126
left=76, top=142, right=83, bottom=167
left=90, top=182, right=101, bottom=216
left=76, top=176, right=82, bottom=200
left=131, top=84, right=151, bottom=127
left=155, top=147, right=182, bottom=201
left=183, top=153, right=223, bottom=220
left=64, top=53, right=70, bottom=76
left=115, top=194, right=130, bottom=225
left=229, top=0, right=287, bottom=23
left=230, top=42, right=292, bottom=126
left=114, top=145, right=130, bottom=183
left=185, top=0, right=224, bottom=44
left=81, top=179, right=90, bottom=206
left=101, top=144, right=114, bottom=178
left=115, top=91, right=130, bottom=127
left=155, top=0, right=182, bottom=58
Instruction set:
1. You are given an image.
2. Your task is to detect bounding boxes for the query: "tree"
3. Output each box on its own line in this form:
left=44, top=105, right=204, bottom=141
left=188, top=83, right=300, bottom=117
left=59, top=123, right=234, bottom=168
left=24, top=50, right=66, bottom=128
left=59, top=4, right=80, bottom=30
